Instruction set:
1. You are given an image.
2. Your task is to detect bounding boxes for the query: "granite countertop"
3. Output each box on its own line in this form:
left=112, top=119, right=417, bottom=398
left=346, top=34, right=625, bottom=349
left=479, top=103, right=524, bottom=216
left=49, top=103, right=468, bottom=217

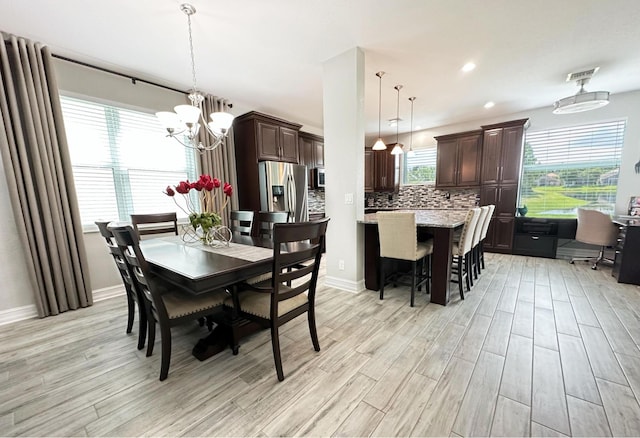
left=359, top=209, right=467, bottom=228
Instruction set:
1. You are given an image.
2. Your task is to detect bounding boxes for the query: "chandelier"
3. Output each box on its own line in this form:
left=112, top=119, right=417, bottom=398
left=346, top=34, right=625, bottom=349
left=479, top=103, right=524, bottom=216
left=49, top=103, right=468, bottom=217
left=155, top=3, right=234, bottom=152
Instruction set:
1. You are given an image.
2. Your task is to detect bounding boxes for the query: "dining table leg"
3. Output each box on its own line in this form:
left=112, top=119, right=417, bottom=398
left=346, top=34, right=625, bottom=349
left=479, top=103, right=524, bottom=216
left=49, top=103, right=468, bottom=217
left=431, top=226, right=455, bottom=305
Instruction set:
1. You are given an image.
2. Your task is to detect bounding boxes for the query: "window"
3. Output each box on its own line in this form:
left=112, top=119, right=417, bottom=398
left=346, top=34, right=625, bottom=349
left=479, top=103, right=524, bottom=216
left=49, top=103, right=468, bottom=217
left=519, top=120, right=625, bottom=218
left=60, top=96, right=198, bottom=226
left=402, top=147, right=437, bottom=184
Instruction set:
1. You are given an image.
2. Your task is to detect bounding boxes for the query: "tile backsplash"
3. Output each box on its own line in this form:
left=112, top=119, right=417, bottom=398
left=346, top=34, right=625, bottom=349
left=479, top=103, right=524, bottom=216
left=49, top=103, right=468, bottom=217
left=308, top=189, right=325, bottom=213
left=366, top=184, right=479, bottom=210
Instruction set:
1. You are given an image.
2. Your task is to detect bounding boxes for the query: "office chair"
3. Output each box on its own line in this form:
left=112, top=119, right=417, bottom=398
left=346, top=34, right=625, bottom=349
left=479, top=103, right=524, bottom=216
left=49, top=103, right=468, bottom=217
left=569, top=208, right=618, bottom=270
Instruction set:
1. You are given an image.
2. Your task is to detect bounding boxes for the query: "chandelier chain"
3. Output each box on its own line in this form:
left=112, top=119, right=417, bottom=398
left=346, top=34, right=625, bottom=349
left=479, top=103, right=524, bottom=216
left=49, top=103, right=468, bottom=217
left=186, top=12, right=198, bottom=94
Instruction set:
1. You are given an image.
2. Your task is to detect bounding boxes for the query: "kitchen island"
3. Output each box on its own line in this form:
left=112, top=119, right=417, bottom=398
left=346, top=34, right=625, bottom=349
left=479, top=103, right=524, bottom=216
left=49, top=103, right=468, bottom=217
left=359, top=209, right=467, bottom=306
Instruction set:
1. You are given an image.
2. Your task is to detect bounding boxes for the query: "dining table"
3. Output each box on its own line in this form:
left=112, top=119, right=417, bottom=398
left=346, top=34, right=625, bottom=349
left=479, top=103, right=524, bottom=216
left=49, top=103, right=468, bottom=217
left=359, top=209, right=468, bottom=306
left=140, top=234, right=277, bottom=356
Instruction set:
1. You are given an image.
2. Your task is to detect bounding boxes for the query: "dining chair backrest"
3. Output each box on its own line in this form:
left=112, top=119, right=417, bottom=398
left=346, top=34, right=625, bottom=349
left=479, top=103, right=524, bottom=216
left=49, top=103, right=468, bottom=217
left=270, top=218, right=330, bottom=313
left=471, top=206, right=490, bottom=247
left=230, top=210, right=255, bottom=236
left=377, top=212, right=419, bottom=261
left=108, top=224, right=167, bottom=321
left=457, top=208, right=482, bottom=256
left=257, top=211, right=289, bottom=238
left=131, top=212, right=178, bottom=237
left=95, top=221, right=137, bottom=294
left=479, top=204, right=495, bottom=241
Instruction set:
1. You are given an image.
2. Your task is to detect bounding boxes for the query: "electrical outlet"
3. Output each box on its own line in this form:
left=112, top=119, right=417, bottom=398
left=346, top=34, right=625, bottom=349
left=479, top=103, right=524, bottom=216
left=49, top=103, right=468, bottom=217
left=338, top=259, right=345, bottom=270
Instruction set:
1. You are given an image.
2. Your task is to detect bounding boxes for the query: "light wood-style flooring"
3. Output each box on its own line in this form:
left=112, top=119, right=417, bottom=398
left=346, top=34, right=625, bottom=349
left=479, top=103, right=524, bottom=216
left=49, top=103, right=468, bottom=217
left=2, top=253, right=640, bottom=436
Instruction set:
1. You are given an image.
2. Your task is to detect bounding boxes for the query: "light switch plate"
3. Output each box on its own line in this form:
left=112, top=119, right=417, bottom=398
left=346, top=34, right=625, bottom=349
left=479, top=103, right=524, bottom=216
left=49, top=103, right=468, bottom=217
left=344, top=193, right=354, bottom=204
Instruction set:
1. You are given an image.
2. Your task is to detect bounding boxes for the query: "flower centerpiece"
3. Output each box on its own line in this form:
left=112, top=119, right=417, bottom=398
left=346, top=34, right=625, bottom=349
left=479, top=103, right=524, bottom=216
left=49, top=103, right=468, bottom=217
left=164, top=174, right=233, bottom=245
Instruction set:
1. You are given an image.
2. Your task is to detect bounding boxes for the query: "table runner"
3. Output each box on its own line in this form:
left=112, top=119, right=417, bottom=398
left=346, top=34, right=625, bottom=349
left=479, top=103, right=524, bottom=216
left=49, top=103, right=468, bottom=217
left=157, top=236, right=274, bottom=262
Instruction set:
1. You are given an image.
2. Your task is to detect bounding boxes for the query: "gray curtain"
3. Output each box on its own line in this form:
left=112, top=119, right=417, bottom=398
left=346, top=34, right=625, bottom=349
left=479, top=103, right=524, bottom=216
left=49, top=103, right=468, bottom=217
left=0, top=32, right=92, bottom=317
left=197, top=95, right=239, bottom=227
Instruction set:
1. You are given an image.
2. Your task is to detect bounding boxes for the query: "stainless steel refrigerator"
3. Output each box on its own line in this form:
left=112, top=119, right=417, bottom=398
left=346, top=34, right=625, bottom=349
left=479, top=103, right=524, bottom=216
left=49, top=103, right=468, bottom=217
left=258, top=161, right=309, bottom=222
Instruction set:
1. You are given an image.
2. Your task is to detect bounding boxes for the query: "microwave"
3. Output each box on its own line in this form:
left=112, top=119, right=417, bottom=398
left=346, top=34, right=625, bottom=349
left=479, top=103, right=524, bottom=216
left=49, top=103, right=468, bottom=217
left=313, top=167, right=325, bottom=188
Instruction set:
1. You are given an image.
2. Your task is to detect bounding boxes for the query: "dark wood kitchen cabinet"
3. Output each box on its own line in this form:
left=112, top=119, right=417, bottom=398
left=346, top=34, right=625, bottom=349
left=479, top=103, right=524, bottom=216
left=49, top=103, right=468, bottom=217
left=481, top=119, right=528, bottom=185
left=299, top=132, right=324, bottom=188
left=434, top=130, right=483, bottom=188
left=364, top=146, right=398, bottom=192
left=480, top=119, right=529, bottom=253
left=234, top=111, right=302, bottom=164
left=234, top=111, right=302, bottom=214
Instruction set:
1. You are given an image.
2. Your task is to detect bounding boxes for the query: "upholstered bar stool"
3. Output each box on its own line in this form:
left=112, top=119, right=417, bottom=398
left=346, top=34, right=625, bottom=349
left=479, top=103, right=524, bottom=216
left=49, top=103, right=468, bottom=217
left=470, top=206, right=490, bottom=281
left=478, top=204, right=495, bottom=271
left=451, top=208, right=482, bottom=300
left=377, top=211, right=433, bottom=307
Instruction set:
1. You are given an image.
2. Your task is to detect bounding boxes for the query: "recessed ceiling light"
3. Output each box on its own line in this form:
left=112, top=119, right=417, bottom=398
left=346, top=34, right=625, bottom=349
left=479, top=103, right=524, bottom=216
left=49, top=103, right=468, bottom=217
left=415, top=125, right=422, bottom=130
left=484, top=101, right=495, bottom=109
left=388, top=118, right=402, bottom=127
left=461, top=62, right=476, bottom=72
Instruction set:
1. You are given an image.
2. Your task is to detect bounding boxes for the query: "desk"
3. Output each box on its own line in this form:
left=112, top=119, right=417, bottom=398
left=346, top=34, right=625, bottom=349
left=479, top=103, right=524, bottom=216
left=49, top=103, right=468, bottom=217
left=360, top=210, right=467, bottom=306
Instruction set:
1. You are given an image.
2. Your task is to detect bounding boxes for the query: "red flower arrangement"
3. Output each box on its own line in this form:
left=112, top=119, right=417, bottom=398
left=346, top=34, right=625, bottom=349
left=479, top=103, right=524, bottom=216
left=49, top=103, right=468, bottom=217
left=164, top=174, right=233, bottom=235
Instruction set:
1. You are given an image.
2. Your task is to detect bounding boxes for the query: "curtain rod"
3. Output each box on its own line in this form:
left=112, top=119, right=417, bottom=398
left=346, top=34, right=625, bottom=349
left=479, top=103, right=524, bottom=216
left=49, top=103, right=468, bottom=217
left=52, top=53, right=187, bottom=95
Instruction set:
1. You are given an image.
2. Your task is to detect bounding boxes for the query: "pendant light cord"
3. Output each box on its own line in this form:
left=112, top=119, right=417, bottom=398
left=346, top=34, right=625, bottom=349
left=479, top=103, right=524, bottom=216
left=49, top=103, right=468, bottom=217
left=395, top=85, right=403, bottom=144
left=376, top=72, right=385, bottom=139
left=409, top=96, right=416, bottom=149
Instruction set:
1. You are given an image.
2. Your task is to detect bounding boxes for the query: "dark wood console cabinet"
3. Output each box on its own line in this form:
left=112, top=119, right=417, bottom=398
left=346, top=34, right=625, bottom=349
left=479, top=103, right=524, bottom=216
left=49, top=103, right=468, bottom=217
left=613, top=220, right=640, bottom=285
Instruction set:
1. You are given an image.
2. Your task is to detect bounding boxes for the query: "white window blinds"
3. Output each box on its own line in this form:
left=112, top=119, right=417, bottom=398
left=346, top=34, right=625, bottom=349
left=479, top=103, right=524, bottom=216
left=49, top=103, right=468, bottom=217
left=60, top=96, right=198, bottom=226
left=403, top=147, right=437, bottom=184
left=519, top=120, right=625, bottom=217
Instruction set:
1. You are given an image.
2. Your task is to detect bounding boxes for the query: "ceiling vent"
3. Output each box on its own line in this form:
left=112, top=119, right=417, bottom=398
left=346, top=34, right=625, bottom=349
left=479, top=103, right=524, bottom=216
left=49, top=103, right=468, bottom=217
left=553, top=67, right=610, bottom=114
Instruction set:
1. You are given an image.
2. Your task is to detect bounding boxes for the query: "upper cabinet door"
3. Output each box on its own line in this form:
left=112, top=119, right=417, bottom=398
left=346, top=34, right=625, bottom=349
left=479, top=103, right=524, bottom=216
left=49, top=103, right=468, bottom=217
left=500, top=126, right=525, bottom=185
left=481, top=129, right=502, bottom=185
left=279, top=127, right=299, bottom=163
left=457, top=134, right=482, bottom=186
left=257, top=121, right=280, bottom=161
left=314, top=140, right=324, bottom=167
left=436, top=139, right=458, bottom=188
left=364, top=149, right=374, bottom=193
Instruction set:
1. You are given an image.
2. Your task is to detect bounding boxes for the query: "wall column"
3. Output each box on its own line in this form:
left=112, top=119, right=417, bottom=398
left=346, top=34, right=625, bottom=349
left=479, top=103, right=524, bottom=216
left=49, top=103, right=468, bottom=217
left=322, top=47, right=366, bottom=292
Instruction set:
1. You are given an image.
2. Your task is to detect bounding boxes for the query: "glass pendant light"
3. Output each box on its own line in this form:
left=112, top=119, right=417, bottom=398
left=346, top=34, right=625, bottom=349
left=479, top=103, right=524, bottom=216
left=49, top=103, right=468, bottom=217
left=390, top=85, right=404, bottom=155
left=372, top=71, right=387, bottom=150
left=407, top=96, right=416, bottom=157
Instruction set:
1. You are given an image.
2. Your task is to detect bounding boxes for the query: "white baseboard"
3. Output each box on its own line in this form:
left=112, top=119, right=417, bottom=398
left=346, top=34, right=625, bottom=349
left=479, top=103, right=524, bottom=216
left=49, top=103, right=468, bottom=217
left=93, top=285, right=125, bottom=302
left=0, top=285, right=126, bottom=327
left=324, top=276, right=366, bottom=293
left=0, top=304, right=38, bottom=326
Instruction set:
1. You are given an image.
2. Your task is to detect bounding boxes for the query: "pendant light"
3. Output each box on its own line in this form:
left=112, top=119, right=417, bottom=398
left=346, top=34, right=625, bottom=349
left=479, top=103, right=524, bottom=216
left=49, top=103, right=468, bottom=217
left=372, top=72, right=387, bottom=150
left=407, top=96, right=416, bottom=157
left=390, top=85, right=404, bottom=155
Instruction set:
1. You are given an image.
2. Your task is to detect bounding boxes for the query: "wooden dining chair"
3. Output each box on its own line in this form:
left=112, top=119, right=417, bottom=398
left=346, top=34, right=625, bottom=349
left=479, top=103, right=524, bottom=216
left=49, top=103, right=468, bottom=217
left=256, top=211, right=289, bottom=238
left=377, top=211, right=433, bottom=307
left=108, top=224, right=227, bottom=381
left=226, top=218, right=330, bottom=381
left=230, top=210, right=255, bottom=236
left=451, top=208, right=482, bottom=300
left=95, top=221, right=149, bottom=351
left=131, top=212, right=178, bottom=237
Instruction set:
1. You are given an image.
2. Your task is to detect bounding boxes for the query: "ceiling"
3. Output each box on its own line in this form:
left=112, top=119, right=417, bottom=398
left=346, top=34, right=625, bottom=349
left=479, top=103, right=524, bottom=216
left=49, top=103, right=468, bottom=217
left=2, top=0, right=640, bottom=139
